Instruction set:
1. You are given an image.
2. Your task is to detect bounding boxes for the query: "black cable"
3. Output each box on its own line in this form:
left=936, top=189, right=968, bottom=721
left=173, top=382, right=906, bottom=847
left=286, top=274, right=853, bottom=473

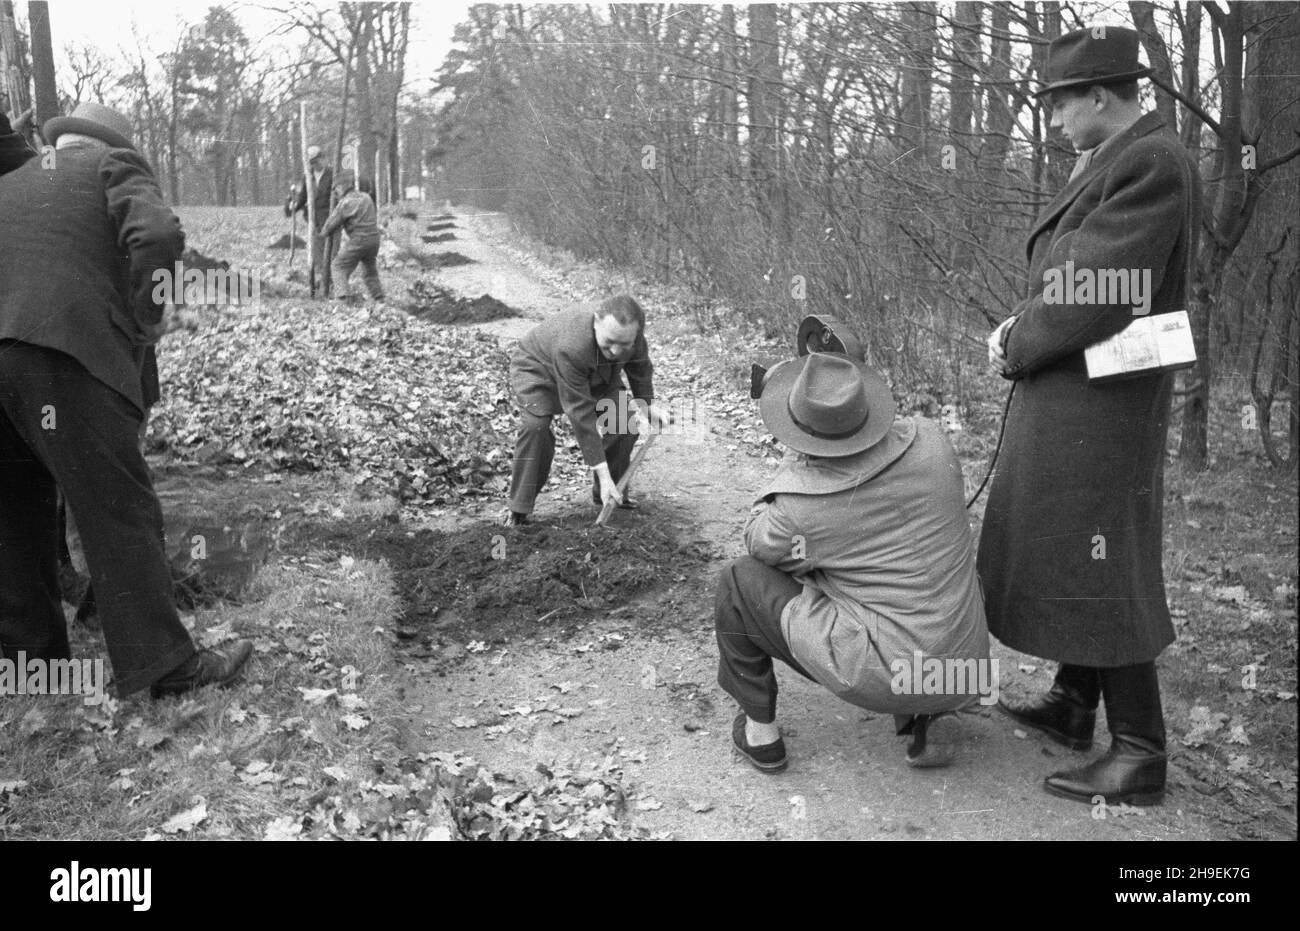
left=966, top=382, right=1016, bottom=510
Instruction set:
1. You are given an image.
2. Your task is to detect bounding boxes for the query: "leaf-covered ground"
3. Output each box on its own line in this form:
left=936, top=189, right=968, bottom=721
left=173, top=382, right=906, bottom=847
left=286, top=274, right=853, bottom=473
left=2, top=204, right=1291, bottom=841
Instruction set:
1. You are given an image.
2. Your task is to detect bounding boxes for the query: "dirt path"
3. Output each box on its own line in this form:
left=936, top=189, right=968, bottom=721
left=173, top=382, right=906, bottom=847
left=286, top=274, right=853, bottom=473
left=395, top=208, right=1250, bottom=840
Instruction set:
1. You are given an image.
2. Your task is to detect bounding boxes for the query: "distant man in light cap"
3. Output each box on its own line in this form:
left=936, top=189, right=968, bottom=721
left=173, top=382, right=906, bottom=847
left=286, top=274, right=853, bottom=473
left=717, top=350, right=989, bottom=772
left=285, top=144, right=333, bottom=294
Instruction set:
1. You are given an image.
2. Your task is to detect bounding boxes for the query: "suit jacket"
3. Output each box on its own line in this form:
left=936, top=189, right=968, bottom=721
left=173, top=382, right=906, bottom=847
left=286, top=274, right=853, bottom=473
left=287, top=167, right=333, bottom=228
left=509, top=306, right=655, bottom=467
left=0, top=143, right=184, bottom=413
left=977, top=112, right=1199, bottom=665
left=746, top=418, right=990, bottom=713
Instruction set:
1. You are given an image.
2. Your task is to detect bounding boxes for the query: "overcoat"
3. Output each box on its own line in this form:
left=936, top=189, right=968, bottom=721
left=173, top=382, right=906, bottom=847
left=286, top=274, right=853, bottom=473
left=746, top=418, right=990, bottom=714
left=977, top=113, right=1199, bottom=666
left=0, top=144, right=183, bottom=414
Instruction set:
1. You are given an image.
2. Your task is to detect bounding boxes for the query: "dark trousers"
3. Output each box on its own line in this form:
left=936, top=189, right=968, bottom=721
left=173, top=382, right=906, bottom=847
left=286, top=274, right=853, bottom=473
left=507, top=406, right=637, bottom=515
left=1055, top=661, right=1166, bottom=747
left=714, top=555, right=815, bottom=724
left=332, top=238, right=383, bottom=300
left=0, top=342, right=194, bottom=697
left=309, top=227, right=328, bottom=295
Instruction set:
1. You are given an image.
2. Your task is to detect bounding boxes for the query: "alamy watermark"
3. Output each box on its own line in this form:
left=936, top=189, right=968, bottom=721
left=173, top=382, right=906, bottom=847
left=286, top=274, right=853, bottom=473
left=0, top=652, right=107, bottom=705
left=889, top=650, right=1000, bottom=706
left=1042, top=261, right=1152, bottom=315
left=151, top=262, right=260, bottom=307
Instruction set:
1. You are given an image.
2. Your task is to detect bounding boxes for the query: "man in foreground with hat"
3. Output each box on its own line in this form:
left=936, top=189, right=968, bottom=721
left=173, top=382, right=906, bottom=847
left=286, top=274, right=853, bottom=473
left=717, top=351, right=989, bottom=772
left=505, top=295, right=671, bottom=525
left=321, top=168, right=384, bottom=303
left=981, top=26, right=1200, bottom=806
left=285, top=144, right=333, bottom=294
left=0, top=101, right=253, bottom=699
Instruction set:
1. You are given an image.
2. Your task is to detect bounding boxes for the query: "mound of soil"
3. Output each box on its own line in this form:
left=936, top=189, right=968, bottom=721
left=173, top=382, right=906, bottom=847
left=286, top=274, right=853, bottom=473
left=426, top=221, right=457, bottom=232
left=181, top=247, right=230, bottom=270
left=432, top=213, right=456, bottom=221
left=430, top=251, right=475, bottom=268
left=421, top=232, right=457, bottom=243
left=294, top=513, right=713, bottom=646
left=268, top=233, right=308, bottom=250
left=404, top=279, right=518, bottom=324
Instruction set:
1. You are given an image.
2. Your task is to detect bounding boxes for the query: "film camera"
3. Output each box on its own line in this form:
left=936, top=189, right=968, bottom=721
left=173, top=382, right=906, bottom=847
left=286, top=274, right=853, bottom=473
left=750, top=314, right=866, bottom=399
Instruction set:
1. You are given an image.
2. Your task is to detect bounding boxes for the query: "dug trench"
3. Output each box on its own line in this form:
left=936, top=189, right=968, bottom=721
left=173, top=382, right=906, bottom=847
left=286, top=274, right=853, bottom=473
left=286, top=504, right=717, bottom=674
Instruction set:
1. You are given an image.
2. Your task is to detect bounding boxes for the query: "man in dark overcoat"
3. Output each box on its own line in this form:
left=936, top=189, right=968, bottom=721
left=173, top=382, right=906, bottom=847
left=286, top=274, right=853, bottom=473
left=0, top=102, right=252, bottom=699
left=979, top=27, right=1199, bottom=806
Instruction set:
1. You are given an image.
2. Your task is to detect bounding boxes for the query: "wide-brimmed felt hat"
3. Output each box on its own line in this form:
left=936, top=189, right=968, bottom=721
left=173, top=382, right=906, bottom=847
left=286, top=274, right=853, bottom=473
left=759, top=352, right=895, bottom=457
left=43, top=101, right=134, bottom=150
left=1034, top=26, right=1152, bottom=98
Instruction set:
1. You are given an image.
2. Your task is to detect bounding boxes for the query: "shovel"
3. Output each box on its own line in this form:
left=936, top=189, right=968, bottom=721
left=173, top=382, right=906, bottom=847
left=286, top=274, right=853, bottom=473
left=595, top=429, right=659, bottom=527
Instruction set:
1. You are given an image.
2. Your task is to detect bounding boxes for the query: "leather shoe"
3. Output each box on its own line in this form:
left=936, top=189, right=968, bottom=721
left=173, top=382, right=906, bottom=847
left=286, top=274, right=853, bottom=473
left=1043, top=734, right=1166, bottom=806
left=999, top=683, right=1096, bottom=751
left=731, top=712, right=788, bottom=773
left=151, top=640, right=254, bottom=699
left=905, top=712, right=959, bottom=768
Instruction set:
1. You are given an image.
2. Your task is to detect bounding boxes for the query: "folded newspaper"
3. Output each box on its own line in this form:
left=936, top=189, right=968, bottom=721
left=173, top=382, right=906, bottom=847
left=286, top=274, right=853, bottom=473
left=1084, top=310, right=1196, bottom=383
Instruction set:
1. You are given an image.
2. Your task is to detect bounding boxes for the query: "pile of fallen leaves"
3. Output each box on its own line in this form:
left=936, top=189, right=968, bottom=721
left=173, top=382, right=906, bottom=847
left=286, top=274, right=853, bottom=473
left=303, top=752, right=653, bottom=840
left=150, top=301, right=516, bottom=503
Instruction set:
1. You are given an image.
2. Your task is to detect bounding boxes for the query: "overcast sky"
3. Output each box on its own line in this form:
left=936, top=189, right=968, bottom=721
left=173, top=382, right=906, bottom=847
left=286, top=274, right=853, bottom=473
left=38, top=0, right=472, bottom=91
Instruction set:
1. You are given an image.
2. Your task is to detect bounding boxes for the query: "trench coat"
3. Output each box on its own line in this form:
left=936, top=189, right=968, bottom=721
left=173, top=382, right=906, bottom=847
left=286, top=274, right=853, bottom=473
left=977, top=112, right=1199, bottom=666
left=746, top=417, right=990, bottom=714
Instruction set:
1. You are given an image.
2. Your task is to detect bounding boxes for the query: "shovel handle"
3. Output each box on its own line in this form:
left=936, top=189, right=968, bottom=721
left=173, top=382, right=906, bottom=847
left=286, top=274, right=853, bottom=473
left=595, top=429, right=658, bottom=526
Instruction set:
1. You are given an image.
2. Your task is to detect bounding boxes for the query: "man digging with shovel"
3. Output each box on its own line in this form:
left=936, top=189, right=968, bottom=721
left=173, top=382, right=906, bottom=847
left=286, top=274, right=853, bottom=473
left=504, top=296, right=671, bottom=526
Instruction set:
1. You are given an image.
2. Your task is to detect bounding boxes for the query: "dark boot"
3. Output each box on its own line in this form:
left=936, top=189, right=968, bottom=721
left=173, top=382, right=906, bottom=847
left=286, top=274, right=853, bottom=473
left=1043, top=662, right=1166, bottom=806
left=1043, top=733, right=1166, bottom=806
left=999, top=665, right=1098, bottom=750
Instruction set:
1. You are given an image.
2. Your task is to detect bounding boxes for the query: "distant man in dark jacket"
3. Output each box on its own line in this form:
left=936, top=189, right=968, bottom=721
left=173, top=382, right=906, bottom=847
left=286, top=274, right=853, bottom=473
left=322, top=169, right=383, bottom=301
left=980, top=28, right=1199, bottom=806
left=285, top=144, right=332, bottom=292
left=0, top=102, right=252, bottom=699
left=505, top=296, right=670, bottom=524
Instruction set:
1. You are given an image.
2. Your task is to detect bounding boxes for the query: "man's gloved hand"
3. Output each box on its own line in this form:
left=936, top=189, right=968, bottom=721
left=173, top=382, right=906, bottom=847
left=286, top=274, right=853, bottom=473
left=987, top=316, right=1017, bottom=375
left=593, top=461, right=623, bottom=507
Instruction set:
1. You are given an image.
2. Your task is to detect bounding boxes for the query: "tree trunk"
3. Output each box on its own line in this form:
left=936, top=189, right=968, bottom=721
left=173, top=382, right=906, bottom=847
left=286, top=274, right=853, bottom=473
left=27, top=1, right=57, bottom=136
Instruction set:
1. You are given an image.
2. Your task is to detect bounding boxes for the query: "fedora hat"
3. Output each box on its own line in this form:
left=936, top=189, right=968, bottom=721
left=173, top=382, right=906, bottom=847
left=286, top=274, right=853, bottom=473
left=43, top=101, right=135, bottom=150
left=759, top=352, right=895, bottom=457
left=1034, top=26, right=1152, bottom=98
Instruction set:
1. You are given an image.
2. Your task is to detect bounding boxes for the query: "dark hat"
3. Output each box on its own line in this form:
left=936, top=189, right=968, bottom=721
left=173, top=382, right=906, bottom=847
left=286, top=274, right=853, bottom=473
left=759, top=352, right=895, bottom=457
left=43, top=101, right=135, bottom=150
left=1034, top=26, right=1152, bottom=98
